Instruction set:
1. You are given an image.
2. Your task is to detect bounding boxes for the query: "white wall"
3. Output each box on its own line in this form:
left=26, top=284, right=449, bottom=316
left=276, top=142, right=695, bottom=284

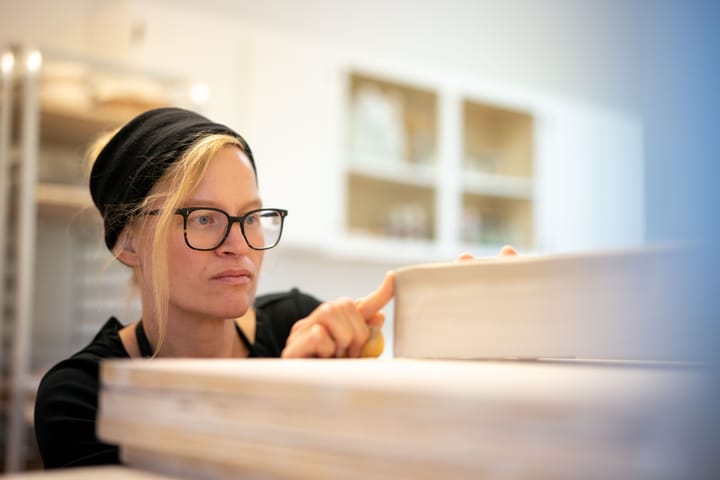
left=166, top=0, right=642, bottom=113
left=0, top=0, right=648, bottom=347
left=0, top=0, right=644, bottom=146
left=0, top=0, right=94, bottom=53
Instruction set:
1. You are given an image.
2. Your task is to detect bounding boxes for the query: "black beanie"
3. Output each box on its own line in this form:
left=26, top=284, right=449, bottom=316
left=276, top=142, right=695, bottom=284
left=89, top=107, right=255, bottom=251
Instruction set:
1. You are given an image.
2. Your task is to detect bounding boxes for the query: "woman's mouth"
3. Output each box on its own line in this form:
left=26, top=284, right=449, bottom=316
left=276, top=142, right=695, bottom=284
left=211, top=269, right=253, bottom=285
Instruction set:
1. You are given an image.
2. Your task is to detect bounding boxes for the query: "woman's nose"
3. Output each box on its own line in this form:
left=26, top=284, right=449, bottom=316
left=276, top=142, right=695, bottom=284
left=217, top=221, right=251, bottom=255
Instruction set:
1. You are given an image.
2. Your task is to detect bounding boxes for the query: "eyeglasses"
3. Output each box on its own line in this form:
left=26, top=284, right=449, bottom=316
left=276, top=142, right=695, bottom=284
left=148, top=207, right=288, bottom=251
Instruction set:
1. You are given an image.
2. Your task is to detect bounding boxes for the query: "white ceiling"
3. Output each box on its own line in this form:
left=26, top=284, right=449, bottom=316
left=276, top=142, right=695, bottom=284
left=160, top=0, right=644, bottom=112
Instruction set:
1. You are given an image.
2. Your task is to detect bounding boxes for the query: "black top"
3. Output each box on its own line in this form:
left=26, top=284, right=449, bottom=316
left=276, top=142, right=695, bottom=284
left=34, top=289, right=321, bottom=469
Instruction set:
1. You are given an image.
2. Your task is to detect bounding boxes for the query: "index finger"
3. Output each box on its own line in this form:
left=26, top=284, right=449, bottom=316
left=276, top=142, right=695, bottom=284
left=355, top=271, right=395, bottom=319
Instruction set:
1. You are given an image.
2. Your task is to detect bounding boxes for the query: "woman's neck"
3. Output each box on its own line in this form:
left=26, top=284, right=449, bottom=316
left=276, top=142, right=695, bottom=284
left=150, top=316, right=244, bottom=358
left=122, top=309, right=255, bottom=359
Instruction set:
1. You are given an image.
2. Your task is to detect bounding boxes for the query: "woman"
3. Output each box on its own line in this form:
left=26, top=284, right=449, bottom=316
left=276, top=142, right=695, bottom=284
left=33, top=107, right=394, bottom=468
left=34, top=107, right=515, bottom=469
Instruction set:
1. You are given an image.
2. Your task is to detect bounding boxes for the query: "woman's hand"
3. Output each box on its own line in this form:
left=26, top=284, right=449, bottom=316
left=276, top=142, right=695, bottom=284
left=281, top=272, right=395, bottom=358
left=281, top=246, right=515, bottom=358
left=457, top=245, right=517, bottom=261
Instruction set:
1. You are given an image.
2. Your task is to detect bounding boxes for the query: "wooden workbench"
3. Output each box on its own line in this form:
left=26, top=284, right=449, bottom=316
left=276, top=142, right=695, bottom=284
left=97, top=358, right=717, bottom=480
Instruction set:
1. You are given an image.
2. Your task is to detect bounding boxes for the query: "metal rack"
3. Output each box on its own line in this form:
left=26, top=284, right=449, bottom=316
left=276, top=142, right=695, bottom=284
left=1, top=45, right=39, bottom=473
left=0, top=45, right=199, bottom=472
left=0, top=46, right=11, bottom=474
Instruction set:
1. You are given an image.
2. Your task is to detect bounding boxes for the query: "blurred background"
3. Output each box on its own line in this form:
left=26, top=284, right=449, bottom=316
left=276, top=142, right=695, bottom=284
left=0, top=0, right=718, bottom=473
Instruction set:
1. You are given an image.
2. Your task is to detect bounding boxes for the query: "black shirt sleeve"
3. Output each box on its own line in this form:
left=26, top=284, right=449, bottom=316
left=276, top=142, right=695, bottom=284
left=34, top=318, right=127, bottom=468
left=34, top=359, right=120, bottom=468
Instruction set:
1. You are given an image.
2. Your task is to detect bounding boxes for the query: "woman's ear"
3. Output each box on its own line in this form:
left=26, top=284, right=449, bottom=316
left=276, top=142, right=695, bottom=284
left=114, top=229, right=139, bottom=267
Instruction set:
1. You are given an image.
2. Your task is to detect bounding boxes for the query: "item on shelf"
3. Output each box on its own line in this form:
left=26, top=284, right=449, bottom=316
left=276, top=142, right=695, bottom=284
left=478, top=211, right=508, bottom=245
left=349, top=83, right=406, bottom=165
left=404, top=108, right=434, bottom=165
left=90, top=73, right=171, bottom=113
left=39, top=60, right=93, bottom=112
left=394, top=245, right=703, bottom=361
left=37, top=145, right=87, bottom=186
left=465, top=150, right=501, bottom=173
left=461, top=206, right=483, bottom=243
left=385, top=203, right=429, bottom=240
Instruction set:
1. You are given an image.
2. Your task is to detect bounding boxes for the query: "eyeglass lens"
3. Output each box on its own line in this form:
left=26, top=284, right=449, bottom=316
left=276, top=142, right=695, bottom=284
left=185, top=209, right=284, bottom=250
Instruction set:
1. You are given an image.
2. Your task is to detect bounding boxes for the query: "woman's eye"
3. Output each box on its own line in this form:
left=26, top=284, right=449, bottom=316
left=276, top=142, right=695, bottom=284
left=245, top=214, right=258, bottom=226
left=190, top=213, right=216, bottom=226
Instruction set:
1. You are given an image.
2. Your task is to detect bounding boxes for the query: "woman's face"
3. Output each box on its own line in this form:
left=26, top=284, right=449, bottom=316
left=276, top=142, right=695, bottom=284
left=147, top=145, right=264, bottom=321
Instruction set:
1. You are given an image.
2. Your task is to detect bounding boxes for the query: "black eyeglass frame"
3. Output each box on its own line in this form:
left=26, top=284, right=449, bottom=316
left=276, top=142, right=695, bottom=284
left=147, top=207, right=288, bottom=251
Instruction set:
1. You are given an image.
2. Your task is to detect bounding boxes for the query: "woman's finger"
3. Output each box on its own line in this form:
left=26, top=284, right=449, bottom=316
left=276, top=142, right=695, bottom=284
left=366, top=311, right=385, bottom=328
left=289, top=299, right=353, bottom=337
left=325, top=299, right=360, bottom=356
left=327, top=298, right=368, bottom=357
left=355, top=271, right=395, bottom=320
left=282, top=323, right=336, bottom=358
left=342, top=303, right=370, bottom=358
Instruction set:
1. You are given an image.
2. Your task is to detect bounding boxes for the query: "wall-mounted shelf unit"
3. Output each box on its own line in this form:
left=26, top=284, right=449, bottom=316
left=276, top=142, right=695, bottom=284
left=345, top=73, right=438, bottom=244
left=344, top=72, right=536, bottom=258
left=461, top=99, right=535, bottom=249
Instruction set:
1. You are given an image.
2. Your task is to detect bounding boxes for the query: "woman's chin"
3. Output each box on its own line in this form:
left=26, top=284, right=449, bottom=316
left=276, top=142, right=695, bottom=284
left=216, top=293, right=254, bottom=315
left=221, top=302, right=254, bottom=319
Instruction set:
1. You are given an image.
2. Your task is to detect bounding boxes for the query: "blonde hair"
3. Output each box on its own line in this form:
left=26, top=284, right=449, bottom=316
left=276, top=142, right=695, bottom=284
left=87, top=132, right=247, bottom=355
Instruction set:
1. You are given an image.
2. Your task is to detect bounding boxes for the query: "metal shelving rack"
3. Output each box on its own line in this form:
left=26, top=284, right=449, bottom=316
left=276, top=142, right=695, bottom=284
left=0, top=45, right=200, bottom=472
left=0, top=46, right=11, bottom=475
left=1, top=45, right=40, bottom=473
